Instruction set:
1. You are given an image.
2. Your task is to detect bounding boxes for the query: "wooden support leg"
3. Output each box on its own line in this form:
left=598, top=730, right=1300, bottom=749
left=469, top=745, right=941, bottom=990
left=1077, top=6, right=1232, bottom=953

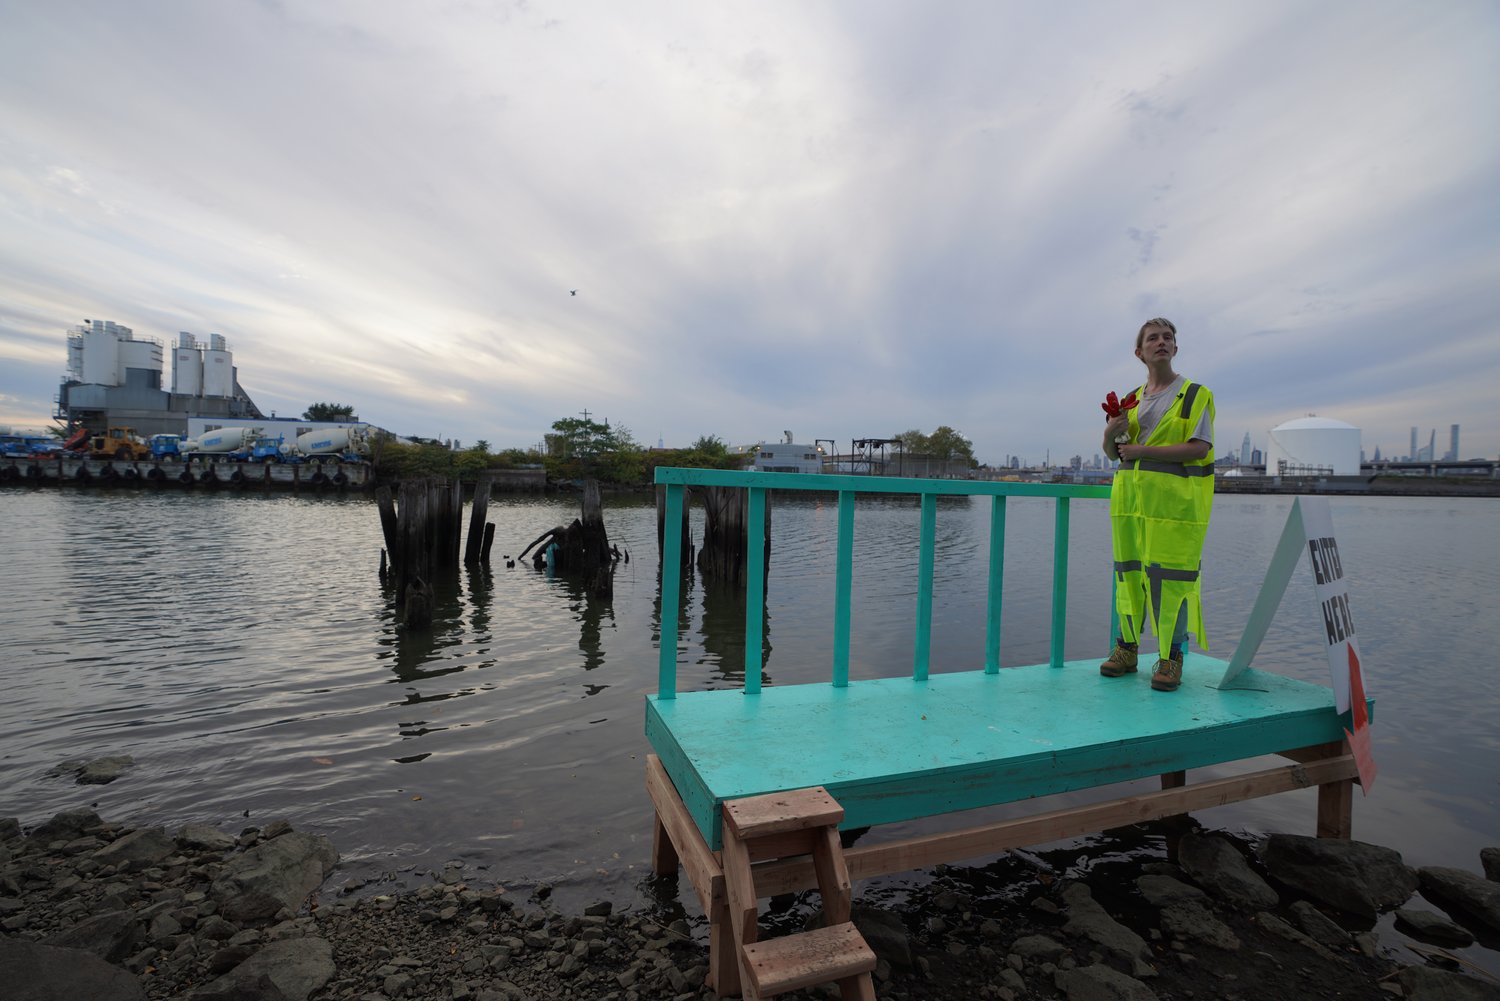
left=708, top=895, right=741, bottom=996
left=1316, top=740, right=1354, bottom=839
left=651, top=811, right=679, bottom=875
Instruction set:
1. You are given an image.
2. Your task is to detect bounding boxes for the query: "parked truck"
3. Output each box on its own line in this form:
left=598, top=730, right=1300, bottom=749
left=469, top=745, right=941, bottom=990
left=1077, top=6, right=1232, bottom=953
left=181, top=426, right=262, bottom=459
left=290, top=426, right=369, bottom=463
left=149, top=434, right=184, bottom=461
left=80, top=427, right=150, bottom=461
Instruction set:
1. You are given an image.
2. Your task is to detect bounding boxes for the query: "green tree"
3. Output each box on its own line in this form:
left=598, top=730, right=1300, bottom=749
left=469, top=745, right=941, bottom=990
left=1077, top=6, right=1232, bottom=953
left=303, top=402, right=358, bottom=422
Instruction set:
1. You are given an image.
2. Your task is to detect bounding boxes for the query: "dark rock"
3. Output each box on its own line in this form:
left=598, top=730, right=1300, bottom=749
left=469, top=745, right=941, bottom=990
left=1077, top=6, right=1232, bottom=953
left=208, top=944, right=259, bottom=974
left=194, top=938, right=334, bottom=1001
left=1060, top=882, right=1155, bottom=978
left=1160, top=900, right=1239, bottom=951
left=1395, top=908, right=1476, bottom=947
left=44, top=908, right=145, bottom=963
left=1482, top=848, right=1500, bottom=884
left=1397, top=963, right=1500, bottom=1001
left=0, top=936, right=147, bottom=1001
left=77, top=755, right=136, bottom=784
left=211, top=831, right=338, bottom=918
left=850, top=905, right=912, bottom=968
left=1054, top=962, right=1160, bottom=1000
left=94, top=826, right=176, bottom=868
left=1, top=817, right=21, bottom=841
left=1418, top=867, right=1500, bottom=934
left=1135, top=874, right=1206, bottom=907
left=179, top=824, right=238, bottom=853
left=29, top=808, right=103, bottom=843
left=1261, top=834, right=1417, bottom=918
left=1289, top=900, right=1351, bottom=948
left=1253, top=911, right=1337, bottom=960
left=1009, top=934, right=1067, bottom=961
left=188, top=972, right=292, bottom=1001
left=1178, top=833, right=1278, bottom=910
left=583, top=900, right=612, bottom=917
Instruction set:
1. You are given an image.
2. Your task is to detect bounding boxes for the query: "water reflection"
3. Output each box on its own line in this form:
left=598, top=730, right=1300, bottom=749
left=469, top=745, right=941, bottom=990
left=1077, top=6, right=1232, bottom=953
left=698, top=580, right=773, bottom=688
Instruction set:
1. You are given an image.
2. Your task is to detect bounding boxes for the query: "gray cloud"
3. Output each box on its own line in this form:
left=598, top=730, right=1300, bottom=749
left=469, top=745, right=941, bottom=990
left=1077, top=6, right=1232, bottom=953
left=2, top=0, right=1497, bottom=462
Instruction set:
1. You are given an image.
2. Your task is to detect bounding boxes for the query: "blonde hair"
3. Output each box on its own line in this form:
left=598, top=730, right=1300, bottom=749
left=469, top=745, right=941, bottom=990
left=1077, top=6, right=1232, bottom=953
left=1136, top=317, right=1177, bottom=351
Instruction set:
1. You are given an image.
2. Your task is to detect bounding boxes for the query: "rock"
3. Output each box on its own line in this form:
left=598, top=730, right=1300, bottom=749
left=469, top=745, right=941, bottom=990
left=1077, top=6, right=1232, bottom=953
left=1060, top=882, right=1155, bottom=978
left=850, top=905, right=912, bottom=968
left=1054, top=962, right=1160, bottom=1000
left=1178, top=833, right=1278, bottom=910
left=1159, top=900, right=1240, bottom=951
left=583, top=900, right=612, bottom=917
left=29, top=808, right=103, bottom=843
left=77, top=755, right=137, bottom=784
left=0, top=936, right=147, bottom=1001
left=1397, top=964, right=1500, bottom=1001
left=192, top=938, right=335, bottom=1001
left=1479, top=848, right=1500, bottom=883
left=1418, top=867, right=1500, bottom=934
left=44, top=908, right=146, bottom=963
left=211, top=832, right=338, bottom=920
left=1261, top=835, right=1417, bottom=918
left=1289, top=900, right=1351, bottom=948
left=179, top=824, right=238, bottom=853
left=1009, top=934, right=1067, bottom=961
left=188, top=973, right=292, bottom=1001
left=1135, top=874, right=1207, bottom=907
left=1253, top=911, right=1337, bottom=961
left=1395, top=908, right=1476, bottom=947
left=0, top=817, right=21, bottom=841
left=94, top=826, right=176, bottom=868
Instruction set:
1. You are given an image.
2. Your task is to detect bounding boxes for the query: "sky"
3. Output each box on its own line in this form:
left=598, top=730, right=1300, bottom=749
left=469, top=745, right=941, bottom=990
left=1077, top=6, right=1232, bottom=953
left=2, top=1, right=1497, bottom=465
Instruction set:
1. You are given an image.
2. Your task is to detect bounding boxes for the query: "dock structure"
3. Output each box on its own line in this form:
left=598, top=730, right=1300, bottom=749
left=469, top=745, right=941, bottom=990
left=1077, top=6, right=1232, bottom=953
left=643, top=468, right=1363, bottom=998
left=0, top=454, right=371, bottom=490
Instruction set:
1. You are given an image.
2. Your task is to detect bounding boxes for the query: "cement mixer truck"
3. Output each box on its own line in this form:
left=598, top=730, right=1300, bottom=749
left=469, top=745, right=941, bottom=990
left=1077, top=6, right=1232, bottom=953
left=289, top=426, right=369, bottom=464
left=181, top=426, right=262, bottom=460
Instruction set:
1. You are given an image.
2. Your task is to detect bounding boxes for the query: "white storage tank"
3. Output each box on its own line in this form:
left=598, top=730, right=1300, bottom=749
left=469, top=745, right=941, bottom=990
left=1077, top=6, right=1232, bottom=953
left=1265, top=416, right=1361, bottom=476
left=203, top=335, right=233, bottom=397
left=173, top=332, right=203, bottom=396
left=118, top=337, right=162, bottom=380
left=80, top=321, right=123, bottom=385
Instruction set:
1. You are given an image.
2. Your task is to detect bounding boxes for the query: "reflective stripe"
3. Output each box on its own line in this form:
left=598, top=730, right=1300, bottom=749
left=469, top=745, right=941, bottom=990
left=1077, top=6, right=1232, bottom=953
left=1147, top=563, right=1199, bottom=625
left=1179, top=381, right=1202, bottom=418
left=1137, top=459, right=1213, bottom=477
left=1114, top=560, right=1142, bottom=572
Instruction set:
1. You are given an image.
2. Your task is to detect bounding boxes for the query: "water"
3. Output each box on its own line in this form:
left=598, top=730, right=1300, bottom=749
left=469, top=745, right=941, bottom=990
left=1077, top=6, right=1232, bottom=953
left=1, top=488, right=1496, bottom=946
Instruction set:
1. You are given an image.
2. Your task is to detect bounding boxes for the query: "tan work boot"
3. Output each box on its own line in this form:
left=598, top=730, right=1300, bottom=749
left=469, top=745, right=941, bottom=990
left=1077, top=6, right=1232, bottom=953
left=1100, top=642, right=1139, bottom=677
left=1151, top=652, right=1184, bottom=691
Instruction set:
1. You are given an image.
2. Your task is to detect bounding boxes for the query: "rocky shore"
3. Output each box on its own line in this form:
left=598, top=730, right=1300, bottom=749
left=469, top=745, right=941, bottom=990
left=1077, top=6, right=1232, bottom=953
left=3, top=809, right=1499, bottom=1001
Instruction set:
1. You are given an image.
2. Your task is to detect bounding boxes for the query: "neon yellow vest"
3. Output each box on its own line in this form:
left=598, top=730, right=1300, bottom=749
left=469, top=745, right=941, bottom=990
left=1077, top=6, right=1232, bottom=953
left=1110, top=381, right=1215, bottom=649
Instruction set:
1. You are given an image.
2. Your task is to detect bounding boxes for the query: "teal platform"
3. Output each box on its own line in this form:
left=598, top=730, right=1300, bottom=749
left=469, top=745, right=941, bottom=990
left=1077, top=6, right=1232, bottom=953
left=647, top=658, right=1346, bottom=851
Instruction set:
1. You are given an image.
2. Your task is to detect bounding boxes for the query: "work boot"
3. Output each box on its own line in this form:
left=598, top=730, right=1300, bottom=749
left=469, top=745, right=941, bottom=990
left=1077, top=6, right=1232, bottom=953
left=1151, top=651, right=1184, bottom=692
left=1100, top=641, right=1139, bottom=677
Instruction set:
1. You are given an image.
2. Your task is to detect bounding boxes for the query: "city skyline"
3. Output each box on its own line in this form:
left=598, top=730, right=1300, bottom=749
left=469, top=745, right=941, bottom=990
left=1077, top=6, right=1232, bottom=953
left=3, top=2, right=1498, bottom=461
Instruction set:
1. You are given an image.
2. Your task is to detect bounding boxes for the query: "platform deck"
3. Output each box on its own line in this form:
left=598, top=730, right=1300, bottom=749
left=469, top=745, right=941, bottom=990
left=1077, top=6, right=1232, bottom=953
left=646, top=657, right=1349, bottom=852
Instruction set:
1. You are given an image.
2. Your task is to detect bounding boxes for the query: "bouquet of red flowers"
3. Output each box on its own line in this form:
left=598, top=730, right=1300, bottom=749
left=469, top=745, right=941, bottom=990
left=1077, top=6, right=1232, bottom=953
left=1101, top=390, right=1139, bottom=443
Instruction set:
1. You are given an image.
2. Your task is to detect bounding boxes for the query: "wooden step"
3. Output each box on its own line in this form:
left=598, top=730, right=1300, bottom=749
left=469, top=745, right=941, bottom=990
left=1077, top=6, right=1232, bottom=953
left=741, top=922, right=876, bottom=997
left=724, top=786, right=843, bottom=839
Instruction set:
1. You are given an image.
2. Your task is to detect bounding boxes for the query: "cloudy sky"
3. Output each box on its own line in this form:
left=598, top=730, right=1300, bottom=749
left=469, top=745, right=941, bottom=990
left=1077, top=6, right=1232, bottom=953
left=2, top=1, right=1496, bottom=463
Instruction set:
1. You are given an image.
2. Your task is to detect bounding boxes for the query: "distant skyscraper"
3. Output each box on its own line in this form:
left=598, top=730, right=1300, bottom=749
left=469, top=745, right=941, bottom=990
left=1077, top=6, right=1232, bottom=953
left=1239, top=432, right=1251, bottom=466
left=1410, top=426, right=1418, bottom=461
left=1428, top=429, right=1436, bottom=462
left=1373, top=446, right=1382, bottom=462
left=1449, top=424, right=1459, bottom=461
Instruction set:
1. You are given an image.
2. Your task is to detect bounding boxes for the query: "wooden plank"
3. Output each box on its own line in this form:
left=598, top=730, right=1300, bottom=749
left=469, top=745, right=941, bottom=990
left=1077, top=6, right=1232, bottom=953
left=644, top=756, right=722, bottom=915
left=811, top=825, right=852, bottom=924
left=749, top=753, right=1358, bottom=897
left=725, top=787, right=843, bottom=839
left=719, top=823, right=760, bottom=950
left=1317, top=739, right=1355, bottom=839
left=650, top=812, right=678, bottom=875
left=742, top=923, right=875, bottom=997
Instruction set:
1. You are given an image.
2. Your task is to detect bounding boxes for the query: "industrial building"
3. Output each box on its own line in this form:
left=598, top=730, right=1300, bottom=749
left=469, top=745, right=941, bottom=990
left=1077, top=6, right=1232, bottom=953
left=56, top=319, right=265, bottom=437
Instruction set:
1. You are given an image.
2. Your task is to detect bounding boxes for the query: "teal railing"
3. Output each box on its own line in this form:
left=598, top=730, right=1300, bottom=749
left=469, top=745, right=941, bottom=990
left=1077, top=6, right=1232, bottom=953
left=654, top=468, right=1113, bottom=699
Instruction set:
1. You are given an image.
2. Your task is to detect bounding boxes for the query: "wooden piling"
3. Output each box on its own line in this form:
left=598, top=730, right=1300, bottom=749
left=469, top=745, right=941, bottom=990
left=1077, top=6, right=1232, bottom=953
left=695, top=485, right=771, bottom=585
left=464, top=473, right=493, bottom=566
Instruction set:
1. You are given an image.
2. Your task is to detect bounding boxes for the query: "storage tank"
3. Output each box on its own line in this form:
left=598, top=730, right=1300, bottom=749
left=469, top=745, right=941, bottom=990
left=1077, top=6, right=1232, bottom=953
left=202, top=335, right=233, bottom=397
left=80, top=322, right=122, bottom=385
left=118, top=337, right=162, bottom=380
left=188, top=426, right=260, bottom=453
left=1264, top=416, right=1361, bottom=476
left=173, top=333, right=203, bottom=396
left=293, top=426, right=367, bottom=457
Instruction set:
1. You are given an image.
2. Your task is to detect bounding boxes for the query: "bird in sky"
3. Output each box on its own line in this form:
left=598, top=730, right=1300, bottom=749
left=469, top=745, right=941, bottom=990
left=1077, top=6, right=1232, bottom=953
left=569, top=289, right=578, bottom=296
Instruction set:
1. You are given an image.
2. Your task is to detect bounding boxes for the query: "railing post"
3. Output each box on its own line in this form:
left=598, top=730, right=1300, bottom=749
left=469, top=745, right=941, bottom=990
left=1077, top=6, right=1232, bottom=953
left=658, top=483, right=684, bottom=699
left=744, top=486, right=766, bottom=694
left=985, top=496, right=1007, bottom=673
left=832, top=490, right=855, bottom=687
left=1050, top=497, right=1070, bottom=668
left=914, top=493, right=936, bottom=681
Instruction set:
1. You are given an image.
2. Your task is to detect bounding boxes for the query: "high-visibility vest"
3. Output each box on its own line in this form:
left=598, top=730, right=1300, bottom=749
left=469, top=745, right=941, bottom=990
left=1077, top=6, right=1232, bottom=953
left=1110, top=381, right=1215, bottom=648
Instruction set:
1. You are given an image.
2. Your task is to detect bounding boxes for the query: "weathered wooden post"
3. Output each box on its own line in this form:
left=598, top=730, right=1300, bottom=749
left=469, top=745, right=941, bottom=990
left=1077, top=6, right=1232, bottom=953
left=656, top=484, right=693, bottom=574
left=464, top=473, right=493, bottom=567
left=695, top=485, right=771, bottom=585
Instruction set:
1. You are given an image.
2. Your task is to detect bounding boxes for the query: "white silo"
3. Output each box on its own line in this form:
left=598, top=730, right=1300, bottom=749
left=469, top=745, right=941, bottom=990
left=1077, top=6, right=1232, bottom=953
left=1264, top=417, right=1361, bottom=476
left=202, top=333, right=233, bottom=397
left=173, top=332, right=203, bottom=396
left=80, top=319, right=125, bottom=385
left=118, top=335, right=162, bottom=379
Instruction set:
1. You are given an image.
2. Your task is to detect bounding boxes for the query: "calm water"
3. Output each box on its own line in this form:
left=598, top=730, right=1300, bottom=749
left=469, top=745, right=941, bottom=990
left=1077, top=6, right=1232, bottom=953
left=1, top=488, right=1496, bottom=936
